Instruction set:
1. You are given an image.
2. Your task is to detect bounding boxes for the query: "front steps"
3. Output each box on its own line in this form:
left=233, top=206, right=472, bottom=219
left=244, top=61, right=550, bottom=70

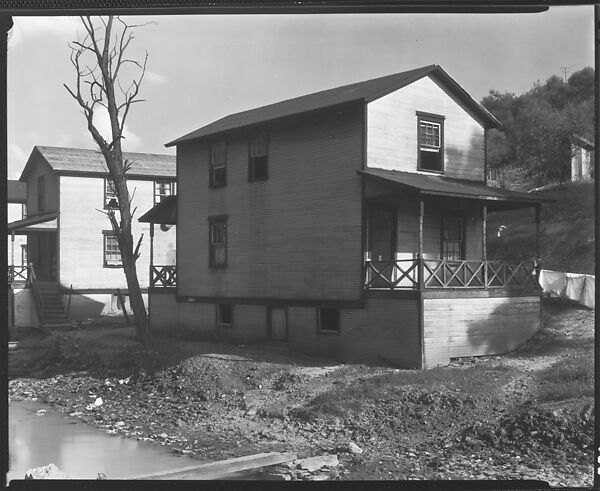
left=36, top=282, right=75, bottom=329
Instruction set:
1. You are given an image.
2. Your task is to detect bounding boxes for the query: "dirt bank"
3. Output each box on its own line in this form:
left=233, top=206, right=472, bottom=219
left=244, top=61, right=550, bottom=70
left=8, top=299, right=594, bottom=485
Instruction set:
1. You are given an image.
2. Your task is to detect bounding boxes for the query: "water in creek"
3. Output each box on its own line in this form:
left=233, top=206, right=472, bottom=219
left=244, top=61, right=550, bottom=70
left=8, top=400, right=203, bottom=481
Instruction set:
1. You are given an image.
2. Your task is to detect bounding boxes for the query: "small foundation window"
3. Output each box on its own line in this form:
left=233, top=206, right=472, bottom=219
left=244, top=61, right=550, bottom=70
left=217, top=304, right=233, bottom=327
left=318, top=308, right=340, bottom=334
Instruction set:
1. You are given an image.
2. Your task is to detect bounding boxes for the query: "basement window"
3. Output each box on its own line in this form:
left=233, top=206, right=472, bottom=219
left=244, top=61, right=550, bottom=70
left=318, top=308, right=340, bottom=334
left=216, top=304, right=233, bottom=327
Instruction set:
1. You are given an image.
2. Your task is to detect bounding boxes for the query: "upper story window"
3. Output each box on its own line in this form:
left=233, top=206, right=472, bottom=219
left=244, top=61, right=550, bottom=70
left=37, top=176, right=45, bottom=213
left=209, top=216, right=227, bottom=268
left=417, top=112, right=444, bottom=173
left=104, top=178, right=119, bottom=209
left=441, top=215, right=464, bottom=261
left=249, top=132, right=269, bottom=181
left=209, top=141, right=227, bottom=187
left=154, top=180, right=176, bottom=204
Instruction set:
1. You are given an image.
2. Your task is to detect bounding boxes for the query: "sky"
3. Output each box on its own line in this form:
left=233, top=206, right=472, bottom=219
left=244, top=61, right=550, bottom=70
left=7, top=7, right=595, bottom=183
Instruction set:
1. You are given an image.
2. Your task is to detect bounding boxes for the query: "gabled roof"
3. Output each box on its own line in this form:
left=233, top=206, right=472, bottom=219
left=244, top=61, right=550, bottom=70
left=359, top=168, right=554, bottom=212
left=20, top=146, right=176, bottom=181
left=7, top=180, right=27, bottom=203
left=138, top=195, right=176, bottom=225
left=166, top=65, right=501, bottom=147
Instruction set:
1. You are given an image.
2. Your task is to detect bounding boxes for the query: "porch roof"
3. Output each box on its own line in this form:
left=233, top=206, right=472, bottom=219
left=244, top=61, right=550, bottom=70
left=358, top=169, right=554, bottom=211
left=138, top=195, right=176, bottom=225
left=8, top=212, right=58, bottom=234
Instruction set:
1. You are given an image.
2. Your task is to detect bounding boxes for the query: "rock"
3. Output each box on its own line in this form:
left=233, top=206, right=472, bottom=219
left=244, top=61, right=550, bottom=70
left=25, top=464, right=71, bottom=480
left=308, top=474, right=330, bottom=481
left=348, top=441, right=363, bottom=454
left=297, top=454, right=339, bottom=472
left=263, top=472, right=292, bottom=481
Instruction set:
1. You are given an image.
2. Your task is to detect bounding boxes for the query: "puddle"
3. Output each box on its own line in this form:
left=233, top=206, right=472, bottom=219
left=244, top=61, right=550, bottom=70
left=8, top=400, right=203, bottom=481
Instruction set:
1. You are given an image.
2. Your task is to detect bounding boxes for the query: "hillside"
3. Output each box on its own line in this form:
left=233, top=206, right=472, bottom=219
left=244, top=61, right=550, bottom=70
left=487, top=181, right=595, bottom=275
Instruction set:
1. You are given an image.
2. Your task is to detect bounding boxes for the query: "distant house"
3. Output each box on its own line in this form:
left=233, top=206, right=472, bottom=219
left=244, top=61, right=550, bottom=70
left=7, top=146, right=176, bottom=328
left=571, top=135, right=594, bottom=182
left=7, top=180, right=28, bottom=268
left=143, top=65, right=550, bottom=368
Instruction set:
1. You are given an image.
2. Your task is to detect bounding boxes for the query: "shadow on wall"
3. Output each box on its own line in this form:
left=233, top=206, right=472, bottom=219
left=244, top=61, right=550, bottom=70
left=66, top=294, right=106, bottom=321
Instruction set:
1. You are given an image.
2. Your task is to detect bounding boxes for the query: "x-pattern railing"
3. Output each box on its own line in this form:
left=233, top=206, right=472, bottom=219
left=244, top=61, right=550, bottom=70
left=365, top=257, right=538, bottom=291
left=151, top=265, right=176, bottom=288
left=8, top=265, right=29, bottom=285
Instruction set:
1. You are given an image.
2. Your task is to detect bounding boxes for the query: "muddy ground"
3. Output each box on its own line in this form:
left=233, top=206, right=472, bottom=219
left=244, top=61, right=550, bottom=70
left=8, top=298, right=594, bottom=485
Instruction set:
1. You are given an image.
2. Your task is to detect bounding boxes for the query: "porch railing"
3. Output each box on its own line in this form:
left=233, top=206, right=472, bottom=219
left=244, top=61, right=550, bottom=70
left=8, top=265, right=29, bottom=286
left=151, top=265, right=176, bottom=288
left=365, top=257, right=539, bottom=291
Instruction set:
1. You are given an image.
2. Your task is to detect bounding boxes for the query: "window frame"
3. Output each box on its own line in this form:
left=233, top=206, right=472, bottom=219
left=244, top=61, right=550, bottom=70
left=440, top=214, right=466, bottom=261
left=21, top=203, right=27, bottom=219
left=216, top=303, right=233, bottom=327
left=104, top=178, right=119, bottom=210
left=37, top=175, right=45, bottom=213
left=317, top=307, right=341, bottom=335
left=417, top=112, right=445, bottom=174
left=103, top=230, right=123, bottom=268
left=209, top=140, right=228, bottom=188
left=154, top=179, right=176, bottom=204
left=248, top=131, right=269, bottom=181
left=208, top=215, right=228, bottom=268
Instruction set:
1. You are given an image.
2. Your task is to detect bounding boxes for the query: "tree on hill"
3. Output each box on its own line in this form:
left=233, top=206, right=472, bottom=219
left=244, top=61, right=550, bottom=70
left=481, top=67, right=594, bottom=189
left=64, top=16, right=150, bottom=342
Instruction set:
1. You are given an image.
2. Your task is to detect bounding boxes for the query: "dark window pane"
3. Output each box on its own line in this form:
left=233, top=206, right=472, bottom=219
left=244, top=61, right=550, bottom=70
left=319, top=308, right=340, bottom=332
left=251, top=156, right=269, bottom=180
left=217, top=304, right=232, bottom=326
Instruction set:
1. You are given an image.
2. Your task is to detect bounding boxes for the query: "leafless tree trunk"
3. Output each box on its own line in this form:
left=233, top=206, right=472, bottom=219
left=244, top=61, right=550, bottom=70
left=64, top=16, right=151, bottom=342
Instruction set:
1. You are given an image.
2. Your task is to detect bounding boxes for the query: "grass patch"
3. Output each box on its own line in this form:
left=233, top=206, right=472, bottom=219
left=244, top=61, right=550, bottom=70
left=536, top=356, right=594, bottom=402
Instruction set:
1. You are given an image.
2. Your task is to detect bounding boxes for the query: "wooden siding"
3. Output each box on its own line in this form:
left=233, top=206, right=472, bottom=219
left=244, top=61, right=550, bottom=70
left=177, top=105, right=364, bottom=301
left=367, top=76, right=485, bottom=181
left=422, top=295, right=540, bottom=368
left=59, top=176, right=176, bottom=289
left=26, top=154, right=59, bottom=214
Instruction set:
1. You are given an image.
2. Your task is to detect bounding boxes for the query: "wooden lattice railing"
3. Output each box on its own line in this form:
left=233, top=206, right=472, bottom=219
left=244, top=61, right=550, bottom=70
left=151, top=265, right=176, bottom=288
left=365, top=257, right=539, bottom=291
left=8, top=265, right=29, bottom=285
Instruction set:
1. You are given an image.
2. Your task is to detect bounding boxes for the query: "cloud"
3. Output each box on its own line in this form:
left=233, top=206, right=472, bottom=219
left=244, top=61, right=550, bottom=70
left=9, top=16, right=81, bottom=48
left=145, top=71, right=167, bottom=85
left=87, top=106, right=143, bottom=152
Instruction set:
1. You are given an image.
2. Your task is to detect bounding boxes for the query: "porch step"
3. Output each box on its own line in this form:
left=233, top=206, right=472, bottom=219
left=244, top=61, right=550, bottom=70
left=34, top=281, right=70, bottom=329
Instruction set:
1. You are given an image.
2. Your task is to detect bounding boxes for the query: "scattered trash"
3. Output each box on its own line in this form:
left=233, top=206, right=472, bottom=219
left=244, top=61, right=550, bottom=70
left=36, top=409, right=46, bottom=416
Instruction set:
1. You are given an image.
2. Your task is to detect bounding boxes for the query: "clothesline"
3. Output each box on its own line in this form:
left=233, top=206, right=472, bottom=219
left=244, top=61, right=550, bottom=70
left=538, top=269, right=595, bottom=309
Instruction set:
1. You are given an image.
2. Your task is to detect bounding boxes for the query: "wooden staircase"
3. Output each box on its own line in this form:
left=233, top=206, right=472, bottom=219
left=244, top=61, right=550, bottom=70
left=36, top=281, right=73, bottom=329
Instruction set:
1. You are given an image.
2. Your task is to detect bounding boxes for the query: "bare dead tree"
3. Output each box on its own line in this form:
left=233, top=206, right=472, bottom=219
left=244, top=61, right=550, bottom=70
left=64, top=16, right=152, bottom=342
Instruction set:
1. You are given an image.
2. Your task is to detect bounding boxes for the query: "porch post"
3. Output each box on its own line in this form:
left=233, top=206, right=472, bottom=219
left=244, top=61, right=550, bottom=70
left=10, top=230, right=14, bottom=267
left=482, top=204, right=488, bottom=287
left=149, top=223, right=155, bottom=287
left=534, top=203, right=541, bottom=259
left=418, top=198, right=424, bottom=289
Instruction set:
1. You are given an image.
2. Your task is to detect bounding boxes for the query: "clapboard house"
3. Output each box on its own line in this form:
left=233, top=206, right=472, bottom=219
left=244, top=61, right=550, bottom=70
left=7, top=146, right=176, bottom=327
left=145, top=65, right=550, bottom=368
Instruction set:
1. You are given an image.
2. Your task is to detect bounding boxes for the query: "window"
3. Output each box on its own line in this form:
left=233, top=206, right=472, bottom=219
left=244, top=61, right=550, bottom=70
left=441, top=216, right=465, bottom=261
left=216, top=304, right=233, bottom=327
left=22, top=203, right=27, bottom=219
left=21, top=244, right=27, bottom=266
left=417, top=113, right=444, bottom=173
left=209, top=216, right=227, bottom=267
left=104, top=179, right=119, bottom=209
left=154, top=180, right=176, bottom=204
left=37, top=176, right=45, bottom=213
left=318, top=308, right=340, bottom=334
left=249, top=132, right=269, bottom=181
left=103, top=232, right=122, bottom=267
left=209, top=141, right=227, bottom=187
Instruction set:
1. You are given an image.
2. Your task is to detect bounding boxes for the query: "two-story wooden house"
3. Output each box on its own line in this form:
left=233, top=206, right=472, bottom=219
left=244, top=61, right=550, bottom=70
left=145, top=65, right=550, bottom=368
left=7, top=146, right=176, bottom=327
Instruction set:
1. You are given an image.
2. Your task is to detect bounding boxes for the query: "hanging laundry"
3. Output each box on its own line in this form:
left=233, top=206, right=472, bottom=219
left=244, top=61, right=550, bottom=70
left=538, top=269, right=567, bottom=296
left=581, top=275, right=595, bottom=309
left=565, top=273, right=587, bottom=304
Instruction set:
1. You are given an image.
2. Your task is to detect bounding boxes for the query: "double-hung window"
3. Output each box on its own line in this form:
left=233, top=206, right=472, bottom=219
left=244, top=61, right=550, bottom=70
left=103, top=231, right=122, bottom=267
left=417, top=113, right=444, bottom=173
left=104, top=178, right=119, bottom=209
left=154, top=180, right=176, bottom=204
left=209, top=216, right=227, bottom=267
left=441, top=216, right=465, bottom=261
left=249, top=132, right=269, bottom=181
left=210, top=141, right=227, bottom=187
